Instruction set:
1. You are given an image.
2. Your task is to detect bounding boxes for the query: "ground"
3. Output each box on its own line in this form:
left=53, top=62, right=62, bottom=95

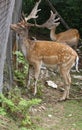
left=24, top=37, right=82, bottom=130
left=2, top=33, right=82, bottom=130
left=28, top=68, right=82, bottom=130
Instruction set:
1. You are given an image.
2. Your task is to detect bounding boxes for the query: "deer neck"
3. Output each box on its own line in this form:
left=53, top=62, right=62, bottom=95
left=19, top=36, right=29, bottom=58
left=50, top=28, right=57, bottom=41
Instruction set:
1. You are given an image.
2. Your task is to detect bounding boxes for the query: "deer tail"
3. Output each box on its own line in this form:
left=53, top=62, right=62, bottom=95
left=75, top=56, right=79, bottom=72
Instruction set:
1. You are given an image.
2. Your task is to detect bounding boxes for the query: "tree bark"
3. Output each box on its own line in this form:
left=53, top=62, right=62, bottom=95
left=6, top=0, right=22, bottom=89
left=0, top=0, right=15, bottom=93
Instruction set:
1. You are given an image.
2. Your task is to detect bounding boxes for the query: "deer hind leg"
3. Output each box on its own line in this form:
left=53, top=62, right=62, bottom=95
left=59, top=67, right=71, bottom=101
left=66, top=72, right=71, bottom=99
left=59, top=56, right=76, bottom=101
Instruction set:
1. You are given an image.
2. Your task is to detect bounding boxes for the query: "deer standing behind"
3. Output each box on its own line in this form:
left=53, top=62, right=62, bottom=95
left=11, top=0, right=79, bottom=101
left=35, top=11, right=80, bottom=50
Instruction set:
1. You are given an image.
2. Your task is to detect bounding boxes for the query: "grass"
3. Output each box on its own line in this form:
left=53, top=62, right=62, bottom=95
left=31, top=100, right=82, bottom=130
left=55, top=100, right=82, bottom=130
left=3, top=53, right=82, bottom=130
left=29, top=69, right=82, bottom=130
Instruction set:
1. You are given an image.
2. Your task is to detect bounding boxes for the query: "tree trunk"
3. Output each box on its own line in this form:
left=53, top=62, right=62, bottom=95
left=6, top=0, right=22, bottom=89
left=0, top=0, right=15, bottom=93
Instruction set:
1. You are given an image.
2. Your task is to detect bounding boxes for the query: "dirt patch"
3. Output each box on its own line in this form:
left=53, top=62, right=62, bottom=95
left=28, top=69, right=82, bottom=130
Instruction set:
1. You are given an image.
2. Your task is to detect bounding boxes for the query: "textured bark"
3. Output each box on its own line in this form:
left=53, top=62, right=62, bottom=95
left=0, top=0, right=15, bottom=93
left=6, top=0, right=22, bottom=89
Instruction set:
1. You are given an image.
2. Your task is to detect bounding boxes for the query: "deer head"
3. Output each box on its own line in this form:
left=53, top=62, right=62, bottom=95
left=11, top=0, right=41, bottom=36
left=11, top=20, right=32, bottom=38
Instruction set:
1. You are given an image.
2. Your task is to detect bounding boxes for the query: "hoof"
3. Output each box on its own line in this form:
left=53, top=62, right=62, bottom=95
left=59, top=97, right=70, bottom=102
left=59, top=97, right=67, bottom=102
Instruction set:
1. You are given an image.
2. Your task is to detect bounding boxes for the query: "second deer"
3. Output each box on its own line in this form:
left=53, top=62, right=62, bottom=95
left=36, top=11, right=80, bottom=50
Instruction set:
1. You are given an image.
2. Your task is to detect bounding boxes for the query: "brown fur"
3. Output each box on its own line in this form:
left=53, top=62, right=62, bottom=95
left=11, top=23, right=79, bottom=101
left=50, top=28, right=80, bottom=49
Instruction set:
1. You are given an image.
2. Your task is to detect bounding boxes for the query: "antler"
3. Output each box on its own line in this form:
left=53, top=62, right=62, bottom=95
left=11, top=1, right=60, bottom=32
left=11, top=0, right=41, bottom=29
left=35, top=10, right=60, bottom=29
left=25, top=0, right=41, bottom=21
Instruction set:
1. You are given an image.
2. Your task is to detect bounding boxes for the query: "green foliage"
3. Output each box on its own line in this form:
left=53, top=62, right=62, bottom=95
left=0, top=108, right=6, bottom=116
left=19, top=98, right=41, bottom=110
left=13, top=51, right=28, bottom=86
left=0, top=92, right=41, bottom=129
left=21, top=127, right=31, bottom=130
left=14, top=51, right=27, bottom=64
left=22, top=0, right=35, bottom=15
left=1, top=55, right=42, bottom=129
left=0, top=94, right=18, bottom=112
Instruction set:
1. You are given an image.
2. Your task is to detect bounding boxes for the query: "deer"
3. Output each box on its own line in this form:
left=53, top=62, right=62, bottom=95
left=11, top=0, right=79, bottom=101
left=35, top=10, right=80, bottom=50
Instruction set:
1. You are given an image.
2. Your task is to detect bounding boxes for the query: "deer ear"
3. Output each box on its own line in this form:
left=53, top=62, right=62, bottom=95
left=10, top=24, right=18, bottom=30
left=10, top=24, right=15, bottom=29
left=10, top=24, right=23, bottom=35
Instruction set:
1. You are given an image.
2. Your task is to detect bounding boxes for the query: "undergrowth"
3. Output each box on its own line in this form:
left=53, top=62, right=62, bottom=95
left=13, top=51, right=28, bottom=87
left=0, top=88, right=41, bottom=129
left=0, top=51, right=42, bottom=130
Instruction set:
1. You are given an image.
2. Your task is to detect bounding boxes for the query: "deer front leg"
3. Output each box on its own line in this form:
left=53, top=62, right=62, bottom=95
left=33, top=62, right=41, bottom=96
left=26, top=65, right=33, bottom=89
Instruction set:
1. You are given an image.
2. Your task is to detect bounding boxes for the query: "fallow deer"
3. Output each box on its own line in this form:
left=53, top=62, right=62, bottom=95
left=11, top=0, right=79, bottom=101
left=35, top=11, right=80, bottom=50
